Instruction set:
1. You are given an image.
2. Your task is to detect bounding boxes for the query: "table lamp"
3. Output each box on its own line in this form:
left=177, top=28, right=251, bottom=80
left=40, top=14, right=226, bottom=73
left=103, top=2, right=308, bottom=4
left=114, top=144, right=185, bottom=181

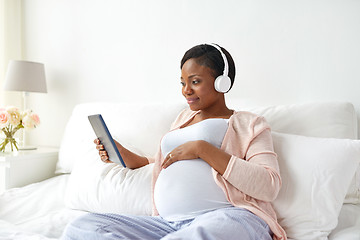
left=3, top=60, right=47, bottom=150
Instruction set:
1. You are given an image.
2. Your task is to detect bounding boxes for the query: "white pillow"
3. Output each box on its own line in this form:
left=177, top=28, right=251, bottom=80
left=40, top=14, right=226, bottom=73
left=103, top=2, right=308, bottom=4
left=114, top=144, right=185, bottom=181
left=243, top=102, right=358, bottom=139
left=232, top=101, right=360, bottom=204
left=271, top=132, right=360, bottom=240
left=65, top=157, right=153, bottom=215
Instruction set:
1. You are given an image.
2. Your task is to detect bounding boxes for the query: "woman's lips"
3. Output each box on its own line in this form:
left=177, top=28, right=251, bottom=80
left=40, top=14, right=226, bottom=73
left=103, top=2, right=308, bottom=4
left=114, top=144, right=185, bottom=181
left=186, top=98, right=199, bottom=104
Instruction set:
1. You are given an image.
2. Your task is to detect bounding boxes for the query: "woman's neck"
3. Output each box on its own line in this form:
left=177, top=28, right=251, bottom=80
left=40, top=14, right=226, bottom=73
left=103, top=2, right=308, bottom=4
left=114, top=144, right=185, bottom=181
left=197, top=109, right=233, bottom=120
left=197, top=102, right=234, bottom=120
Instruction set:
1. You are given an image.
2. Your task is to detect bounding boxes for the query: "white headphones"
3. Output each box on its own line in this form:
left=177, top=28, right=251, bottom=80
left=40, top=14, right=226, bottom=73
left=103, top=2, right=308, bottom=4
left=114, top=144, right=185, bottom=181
left=207, top=43, right=232, bottom=93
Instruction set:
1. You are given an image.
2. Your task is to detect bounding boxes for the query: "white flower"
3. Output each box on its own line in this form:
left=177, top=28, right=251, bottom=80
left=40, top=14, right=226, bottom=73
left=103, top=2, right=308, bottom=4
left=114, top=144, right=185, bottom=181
left=6, top=106, right=21, bottom=126
left=22, top=112, right=40, bottom=130
left=21, top=109, right=32, bottom=119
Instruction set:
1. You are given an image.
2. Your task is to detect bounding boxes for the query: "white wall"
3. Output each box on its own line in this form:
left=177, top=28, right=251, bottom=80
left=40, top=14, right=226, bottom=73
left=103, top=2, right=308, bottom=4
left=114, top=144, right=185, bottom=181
left=20, top=0, right=360, bottom=147
left=0, top=0, right=23, bottom=108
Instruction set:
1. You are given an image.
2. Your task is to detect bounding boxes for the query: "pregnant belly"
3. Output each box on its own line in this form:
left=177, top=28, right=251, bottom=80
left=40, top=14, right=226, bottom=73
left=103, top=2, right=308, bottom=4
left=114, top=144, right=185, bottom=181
left=154, top=159, right=231, bottom=221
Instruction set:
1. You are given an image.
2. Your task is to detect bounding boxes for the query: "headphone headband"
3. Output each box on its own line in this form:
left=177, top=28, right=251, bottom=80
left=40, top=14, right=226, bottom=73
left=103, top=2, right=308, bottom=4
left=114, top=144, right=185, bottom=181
left=206, top=43, right=229, bottom=77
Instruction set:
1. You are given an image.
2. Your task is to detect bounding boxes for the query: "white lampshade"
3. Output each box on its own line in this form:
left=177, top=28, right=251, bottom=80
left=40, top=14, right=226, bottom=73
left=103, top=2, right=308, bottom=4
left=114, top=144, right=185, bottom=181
left=4, top=60, right=47, bottom=93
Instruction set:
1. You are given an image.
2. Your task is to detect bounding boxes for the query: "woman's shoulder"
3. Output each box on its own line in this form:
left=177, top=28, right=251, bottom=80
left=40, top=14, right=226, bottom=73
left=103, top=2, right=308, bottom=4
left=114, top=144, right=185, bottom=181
left=231, top=110, right=263, bottom=121
left=230, top=111, right=270, bottom=131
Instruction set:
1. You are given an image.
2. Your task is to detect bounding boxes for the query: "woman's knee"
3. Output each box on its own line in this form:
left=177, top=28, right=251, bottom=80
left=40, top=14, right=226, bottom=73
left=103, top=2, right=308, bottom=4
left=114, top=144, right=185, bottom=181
left=62, top=213, right=115, bottom=240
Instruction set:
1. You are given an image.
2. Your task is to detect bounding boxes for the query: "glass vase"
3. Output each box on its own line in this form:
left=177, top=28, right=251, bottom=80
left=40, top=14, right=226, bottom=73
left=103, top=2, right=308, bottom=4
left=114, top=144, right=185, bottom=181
left=0, top=136, right=19, bottom=152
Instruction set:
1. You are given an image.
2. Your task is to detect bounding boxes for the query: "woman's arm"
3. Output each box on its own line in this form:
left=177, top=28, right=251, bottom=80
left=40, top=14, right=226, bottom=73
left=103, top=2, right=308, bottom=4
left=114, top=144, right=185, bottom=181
left=222, top=128, right=281, bottom=202
left=95, top=138, right=149, bottom=169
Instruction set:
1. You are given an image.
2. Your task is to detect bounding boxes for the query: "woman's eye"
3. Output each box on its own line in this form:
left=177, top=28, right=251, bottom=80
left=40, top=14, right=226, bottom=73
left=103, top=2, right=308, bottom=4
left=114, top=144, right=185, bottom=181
left=192, top=80, right=200, bottom=84
left=180, top=82, right=185, bottom=86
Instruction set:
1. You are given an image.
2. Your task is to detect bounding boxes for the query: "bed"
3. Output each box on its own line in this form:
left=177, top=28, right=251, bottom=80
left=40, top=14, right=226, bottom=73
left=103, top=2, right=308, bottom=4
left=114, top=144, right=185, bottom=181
left=0, top=100, right=359, bottom=240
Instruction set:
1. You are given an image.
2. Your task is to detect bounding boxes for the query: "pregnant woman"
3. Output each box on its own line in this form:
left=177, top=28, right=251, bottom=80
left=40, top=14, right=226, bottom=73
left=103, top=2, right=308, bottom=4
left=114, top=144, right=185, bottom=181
left=62, top=43, right=287, bottom=240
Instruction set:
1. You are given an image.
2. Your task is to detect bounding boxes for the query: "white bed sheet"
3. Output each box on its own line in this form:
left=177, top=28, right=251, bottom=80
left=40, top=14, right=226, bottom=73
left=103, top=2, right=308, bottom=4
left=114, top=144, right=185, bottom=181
left=0, top=174, right=359, bottom=240
left=0, top=175, right=85, bottom=240
left=329, top=203, right=360, bottom=240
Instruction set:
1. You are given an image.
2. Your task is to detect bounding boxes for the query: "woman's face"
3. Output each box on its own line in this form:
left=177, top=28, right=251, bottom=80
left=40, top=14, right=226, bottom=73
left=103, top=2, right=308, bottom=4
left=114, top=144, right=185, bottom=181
left=181, top=58, right=223, bottom=112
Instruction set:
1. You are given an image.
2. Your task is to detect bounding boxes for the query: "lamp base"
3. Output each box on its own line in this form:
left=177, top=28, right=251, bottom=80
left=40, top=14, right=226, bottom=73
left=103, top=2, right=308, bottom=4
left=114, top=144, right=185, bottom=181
left=19, top=146, right=37, bottom=151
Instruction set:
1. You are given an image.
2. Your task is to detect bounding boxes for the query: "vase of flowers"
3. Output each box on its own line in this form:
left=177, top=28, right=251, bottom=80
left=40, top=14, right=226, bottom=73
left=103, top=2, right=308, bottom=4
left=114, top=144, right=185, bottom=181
left=0, top=107, right=40, bottom=152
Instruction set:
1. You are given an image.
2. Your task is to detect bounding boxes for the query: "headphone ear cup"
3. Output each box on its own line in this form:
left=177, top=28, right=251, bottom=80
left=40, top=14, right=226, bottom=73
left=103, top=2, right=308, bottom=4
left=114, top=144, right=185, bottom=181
left=214, top=75, right=231, bottom=93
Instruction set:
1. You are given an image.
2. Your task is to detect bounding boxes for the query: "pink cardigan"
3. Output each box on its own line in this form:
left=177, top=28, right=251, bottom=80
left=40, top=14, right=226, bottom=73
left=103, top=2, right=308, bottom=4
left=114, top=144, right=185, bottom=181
left=148, top=108, right=287, bottom=240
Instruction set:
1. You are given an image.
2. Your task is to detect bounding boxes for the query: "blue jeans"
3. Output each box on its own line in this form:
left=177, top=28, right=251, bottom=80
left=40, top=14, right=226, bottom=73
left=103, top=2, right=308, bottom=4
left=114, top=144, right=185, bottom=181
left=62, top=207, right=273, bottom=240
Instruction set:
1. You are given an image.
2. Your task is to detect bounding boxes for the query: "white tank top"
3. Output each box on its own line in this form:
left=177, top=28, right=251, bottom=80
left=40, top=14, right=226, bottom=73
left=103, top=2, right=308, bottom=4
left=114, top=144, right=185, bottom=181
left=154, top=118, right=232, bottom=221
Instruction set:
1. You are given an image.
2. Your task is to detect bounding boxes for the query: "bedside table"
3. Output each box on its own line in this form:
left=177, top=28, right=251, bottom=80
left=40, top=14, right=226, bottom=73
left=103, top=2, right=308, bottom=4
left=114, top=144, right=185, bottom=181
left=0, top=147, right=59, bottom=193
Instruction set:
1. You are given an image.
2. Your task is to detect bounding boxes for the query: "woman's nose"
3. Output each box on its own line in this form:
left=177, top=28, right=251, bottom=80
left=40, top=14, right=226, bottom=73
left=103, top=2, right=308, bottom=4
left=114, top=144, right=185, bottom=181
left=183, top=84, right=193, bottom=95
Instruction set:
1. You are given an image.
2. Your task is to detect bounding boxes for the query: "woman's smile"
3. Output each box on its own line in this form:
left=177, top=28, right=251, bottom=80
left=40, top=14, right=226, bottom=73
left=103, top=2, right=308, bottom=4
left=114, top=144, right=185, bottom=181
left=186, top=97, right=200, bottom=105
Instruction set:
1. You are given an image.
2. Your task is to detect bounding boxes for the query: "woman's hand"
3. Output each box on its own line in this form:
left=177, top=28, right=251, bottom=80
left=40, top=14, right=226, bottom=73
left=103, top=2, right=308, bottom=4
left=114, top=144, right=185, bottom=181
left=94, top=138, right=113, bottom=163
left=94, top=138, right=149, bottom=169
left=161, top=140, right=231, bottom=175
left=161, top=141, right=201, bottom=169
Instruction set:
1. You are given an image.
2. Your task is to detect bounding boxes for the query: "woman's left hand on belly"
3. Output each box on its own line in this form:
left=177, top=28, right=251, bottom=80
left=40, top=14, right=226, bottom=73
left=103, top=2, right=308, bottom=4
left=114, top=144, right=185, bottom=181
left=162, top=140, right=232, bottom=175
left=162, top=141, right=202, bottom=169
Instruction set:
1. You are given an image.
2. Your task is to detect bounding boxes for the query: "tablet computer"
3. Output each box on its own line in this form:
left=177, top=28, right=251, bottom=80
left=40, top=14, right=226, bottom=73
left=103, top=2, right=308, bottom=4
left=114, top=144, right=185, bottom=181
left=88, top=114, right=126, bottom=168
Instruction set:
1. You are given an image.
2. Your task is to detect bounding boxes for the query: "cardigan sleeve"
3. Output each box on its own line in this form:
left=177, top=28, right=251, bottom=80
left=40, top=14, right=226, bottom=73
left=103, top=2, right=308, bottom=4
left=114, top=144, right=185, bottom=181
left=222, top=115, right=282, bottom=202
